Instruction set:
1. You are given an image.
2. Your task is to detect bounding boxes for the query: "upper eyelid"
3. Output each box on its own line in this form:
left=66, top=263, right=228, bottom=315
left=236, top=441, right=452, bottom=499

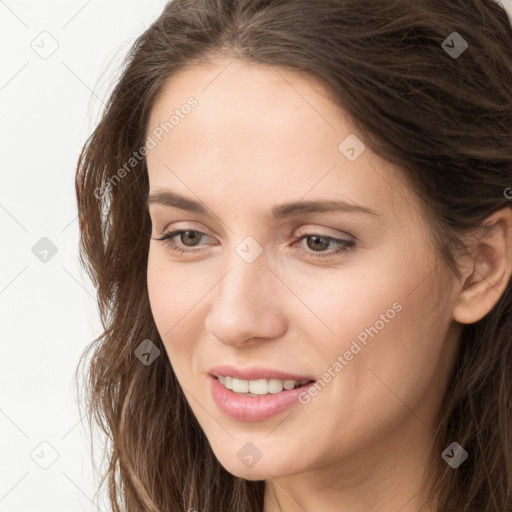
left=161, top=227, right=357, bottom=241
left=149, top=208, right=360, bottom=240
left=155, top=223, right=354, bottom=239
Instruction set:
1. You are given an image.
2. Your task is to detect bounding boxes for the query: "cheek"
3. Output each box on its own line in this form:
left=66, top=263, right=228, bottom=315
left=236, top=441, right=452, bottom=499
left=282, top=265, right=401, bottom=347
left=346, top=278, right=450, bottom=414
left=301, top=255, right=446, bottom=392
left=147, top=252, right=172, bottom=328
left=147, top=250, right=202, bottom=328
left=146, top=249, right=213, bottom=374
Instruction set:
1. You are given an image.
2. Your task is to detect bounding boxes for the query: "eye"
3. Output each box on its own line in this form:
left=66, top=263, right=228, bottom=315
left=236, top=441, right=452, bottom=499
left=153, top=229, right=356, bottom=258
left=153, top=229, right=212, bottom=254
left=293, top=233, right=356, bottom=258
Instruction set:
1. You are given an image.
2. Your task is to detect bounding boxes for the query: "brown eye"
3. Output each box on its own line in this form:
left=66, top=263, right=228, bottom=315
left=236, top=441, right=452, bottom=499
left=177, top=230, right=204, bottom=247
left=295, top=233, right=356, bottom=259
left=153, top=229, right=356, bottom=259
left=305, top=235, right=330, bottom=252
left=154, top=229, right=211, bottom=254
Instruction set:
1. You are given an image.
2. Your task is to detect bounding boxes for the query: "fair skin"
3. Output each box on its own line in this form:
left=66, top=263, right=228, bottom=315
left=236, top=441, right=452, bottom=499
left=145, top=57, right=512, bottom=512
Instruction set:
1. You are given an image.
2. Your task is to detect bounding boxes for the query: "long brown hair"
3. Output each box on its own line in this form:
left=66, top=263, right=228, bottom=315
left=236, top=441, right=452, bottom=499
left=74, top=1, right=512, bottom=510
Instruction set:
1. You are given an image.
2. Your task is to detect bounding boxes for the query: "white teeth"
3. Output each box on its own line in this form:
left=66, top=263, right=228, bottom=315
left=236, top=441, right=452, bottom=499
left=283, top=380, right=296, bottom=390
left=249, top=379, right=268, bottom=394
left=268, top=379, right=284, bottom=393
left=216, top=375, right=310, bottom=396
left=232, top=378, right=249, bottom=393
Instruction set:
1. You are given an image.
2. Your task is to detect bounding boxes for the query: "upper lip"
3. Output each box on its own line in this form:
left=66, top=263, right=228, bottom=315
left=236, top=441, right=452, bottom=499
left=209, top=365, right=315, bottom=382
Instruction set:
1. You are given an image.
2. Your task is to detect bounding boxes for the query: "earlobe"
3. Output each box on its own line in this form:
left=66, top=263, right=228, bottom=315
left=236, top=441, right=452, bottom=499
left=452, top=207, right=512, bottom=325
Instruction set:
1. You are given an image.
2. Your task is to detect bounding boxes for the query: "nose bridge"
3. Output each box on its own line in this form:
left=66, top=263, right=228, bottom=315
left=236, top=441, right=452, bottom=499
left=216, top=250, right=270, bottom=313
left=204, top=245, right=286, bottom=345
left=218, top=231, right=273, bottom=301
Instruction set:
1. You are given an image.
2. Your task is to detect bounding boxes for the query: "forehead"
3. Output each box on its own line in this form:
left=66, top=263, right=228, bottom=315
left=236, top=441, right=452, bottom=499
left=149, top=58, right=336, bottom=120
left=146, top=58, right=342, bottom=164
left=145, top=58, right=416, bottom=223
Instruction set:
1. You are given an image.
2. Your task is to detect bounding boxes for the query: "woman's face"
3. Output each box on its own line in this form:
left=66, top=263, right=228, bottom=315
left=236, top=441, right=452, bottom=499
left=145, top=58, right=462, bottom=481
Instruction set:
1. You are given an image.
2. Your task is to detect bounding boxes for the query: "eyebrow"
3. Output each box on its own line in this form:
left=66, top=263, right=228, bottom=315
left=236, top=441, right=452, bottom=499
left=146, top=190, right=380, bottom=219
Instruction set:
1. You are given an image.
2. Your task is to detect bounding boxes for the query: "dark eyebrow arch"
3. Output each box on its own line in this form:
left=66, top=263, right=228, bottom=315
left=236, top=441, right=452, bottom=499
left=146, top=190, right=380, bottom=219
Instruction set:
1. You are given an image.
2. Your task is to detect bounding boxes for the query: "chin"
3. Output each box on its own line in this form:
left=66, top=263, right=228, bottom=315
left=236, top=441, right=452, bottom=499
left=213, top=449, right=293, bottom=481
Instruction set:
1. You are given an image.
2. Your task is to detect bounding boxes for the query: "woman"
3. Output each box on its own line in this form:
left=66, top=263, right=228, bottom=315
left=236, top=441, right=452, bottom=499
left=75, top=0, right=512, bottom=510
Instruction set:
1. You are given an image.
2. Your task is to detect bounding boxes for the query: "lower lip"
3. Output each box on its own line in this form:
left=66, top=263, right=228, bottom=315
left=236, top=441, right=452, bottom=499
left=209, top=374, right=315, bottom=422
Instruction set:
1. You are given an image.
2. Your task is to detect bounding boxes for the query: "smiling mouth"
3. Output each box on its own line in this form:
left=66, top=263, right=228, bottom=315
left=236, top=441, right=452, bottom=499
left=215, top=374, right=315, bottom=397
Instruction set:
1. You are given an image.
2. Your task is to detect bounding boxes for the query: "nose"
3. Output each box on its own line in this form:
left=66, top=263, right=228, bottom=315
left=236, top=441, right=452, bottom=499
left=204, top=257, right=287, bottom=347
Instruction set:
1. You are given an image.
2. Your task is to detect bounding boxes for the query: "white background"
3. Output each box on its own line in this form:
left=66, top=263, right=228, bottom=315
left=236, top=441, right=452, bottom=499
left=1, top=1, right=512, bottom=511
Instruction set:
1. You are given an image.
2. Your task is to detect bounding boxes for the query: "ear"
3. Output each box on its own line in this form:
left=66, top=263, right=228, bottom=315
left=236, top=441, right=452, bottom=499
left=452, top=206, right=512, bottom=324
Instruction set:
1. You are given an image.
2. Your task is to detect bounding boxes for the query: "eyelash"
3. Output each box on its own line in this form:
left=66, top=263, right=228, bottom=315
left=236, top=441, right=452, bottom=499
left=153, top=229, right=356, bottom=259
